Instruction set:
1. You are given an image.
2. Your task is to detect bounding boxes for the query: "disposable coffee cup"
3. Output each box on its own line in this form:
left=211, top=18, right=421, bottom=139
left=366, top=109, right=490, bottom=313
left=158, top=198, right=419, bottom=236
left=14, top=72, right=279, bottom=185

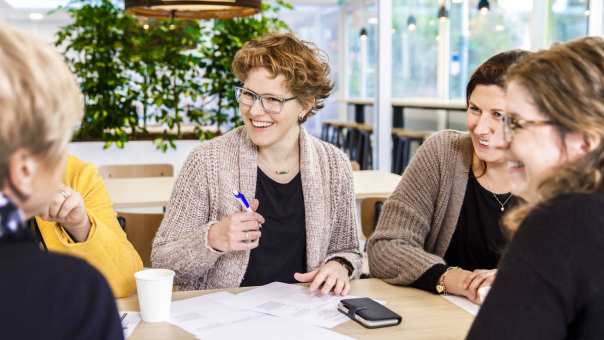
left=135, top=268, right=175, bottom=323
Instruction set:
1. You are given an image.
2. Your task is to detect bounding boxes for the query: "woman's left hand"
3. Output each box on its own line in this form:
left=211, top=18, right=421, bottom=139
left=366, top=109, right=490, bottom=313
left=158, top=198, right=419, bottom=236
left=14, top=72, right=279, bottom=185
left=40, top=186, right=91, bottom=242
left=294, top=260, right=351, bottom=296
left=463, top=269, right=497, bottom=304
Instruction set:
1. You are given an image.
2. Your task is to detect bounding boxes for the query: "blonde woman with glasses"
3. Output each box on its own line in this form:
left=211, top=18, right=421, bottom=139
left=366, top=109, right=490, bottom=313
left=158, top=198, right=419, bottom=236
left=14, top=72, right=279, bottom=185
left=152, top=33, right=361, bottom=295
left=468, top=36, right=604, bottom=339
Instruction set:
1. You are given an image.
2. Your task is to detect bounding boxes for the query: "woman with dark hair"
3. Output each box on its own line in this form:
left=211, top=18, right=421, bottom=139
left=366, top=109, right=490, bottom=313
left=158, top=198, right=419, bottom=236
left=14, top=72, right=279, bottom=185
left=368, top=50, right=528, bottom=303
left=468, top=36, right=604, bottom=339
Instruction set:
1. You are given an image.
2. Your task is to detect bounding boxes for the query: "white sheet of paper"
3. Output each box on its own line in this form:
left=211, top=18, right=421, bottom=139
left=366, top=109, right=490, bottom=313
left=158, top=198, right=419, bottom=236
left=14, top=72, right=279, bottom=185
left=478, top=286, right=491, bottom=304
left=223, top=282, right=351, bottom=328
left=121, top=311, right=141, bottom=339
left=168, top=291, right=266, bottom=338
left=203, top=315, right=356, bottom=340
left=442, top=295, right=480, bottom=316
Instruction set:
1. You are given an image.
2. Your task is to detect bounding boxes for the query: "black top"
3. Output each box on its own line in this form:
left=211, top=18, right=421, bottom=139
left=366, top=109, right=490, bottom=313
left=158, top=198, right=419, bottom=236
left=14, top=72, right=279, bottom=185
left=468, top=192, right=604, bottom=340
left=412, top=170, right=516, bottom=293
left=240, top=168, right=307, bottom=286
left=0, top=239, right=123, bottom=340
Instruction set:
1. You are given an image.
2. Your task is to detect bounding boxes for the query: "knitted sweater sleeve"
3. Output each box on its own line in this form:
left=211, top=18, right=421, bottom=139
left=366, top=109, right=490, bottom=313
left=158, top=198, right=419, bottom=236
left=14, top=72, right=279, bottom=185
left=323, top=150, right=363, bottom=278
left=151, top=145, right=221, bottom=288
left=367, top=132, right=449, bottom=285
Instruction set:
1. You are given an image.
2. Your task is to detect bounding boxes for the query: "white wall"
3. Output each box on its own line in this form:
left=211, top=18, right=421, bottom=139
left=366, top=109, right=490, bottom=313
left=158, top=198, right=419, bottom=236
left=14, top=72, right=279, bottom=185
left=68, top=140, right=201, bottom=176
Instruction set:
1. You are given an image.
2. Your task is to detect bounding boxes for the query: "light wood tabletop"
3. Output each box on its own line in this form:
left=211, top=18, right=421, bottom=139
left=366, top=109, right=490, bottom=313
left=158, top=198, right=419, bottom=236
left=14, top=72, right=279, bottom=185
left=105, top=176, right=175, bottom=209
left=106, top=170, right=401, bottom=209
left=352, top=170, right=401, bottom=200
left=117, top=278, right=474, bottom=340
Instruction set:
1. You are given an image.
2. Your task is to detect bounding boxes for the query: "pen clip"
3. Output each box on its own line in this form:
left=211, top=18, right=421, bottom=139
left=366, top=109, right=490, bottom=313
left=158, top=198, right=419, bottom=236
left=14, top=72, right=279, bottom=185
left=232, top=190, right=251, bottom=211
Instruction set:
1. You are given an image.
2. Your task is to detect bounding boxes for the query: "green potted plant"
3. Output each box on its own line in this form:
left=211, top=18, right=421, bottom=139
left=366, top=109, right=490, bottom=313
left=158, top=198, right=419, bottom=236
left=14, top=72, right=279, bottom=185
left=55, top=0, right=291, bottom=151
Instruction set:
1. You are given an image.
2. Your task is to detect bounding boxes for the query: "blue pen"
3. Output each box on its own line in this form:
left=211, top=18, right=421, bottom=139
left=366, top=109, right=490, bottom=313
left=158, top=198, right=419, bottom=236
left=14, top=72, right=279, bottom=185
left=232, top=190, right=253, bottom=212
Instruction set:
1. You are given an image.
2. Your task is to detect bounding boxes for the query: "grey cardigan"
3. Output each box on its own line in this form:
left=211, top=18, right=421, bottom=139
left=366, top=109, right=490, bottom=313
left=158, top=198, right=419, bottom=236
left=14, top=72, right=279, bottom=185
left=152, top=127, right=362, bottom=290
left=367, top=130, right=473, bottom=285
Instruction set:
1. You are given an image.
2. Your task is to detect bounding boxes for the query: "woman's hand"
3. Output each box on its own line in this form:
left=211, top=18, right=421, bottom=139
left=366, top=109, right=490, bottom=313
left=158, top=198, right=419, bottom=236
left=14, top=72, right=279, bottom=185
left=463, top=269, right=497, bottom=304
left=293, top=260, right=351, bottom=296
left=40, top=186, right=91, bottom=242
left=207, top=199, right=265, bottom=252
left=441, top=267, right=497, bottom=304
left=441, top=267, right=475, bottom=298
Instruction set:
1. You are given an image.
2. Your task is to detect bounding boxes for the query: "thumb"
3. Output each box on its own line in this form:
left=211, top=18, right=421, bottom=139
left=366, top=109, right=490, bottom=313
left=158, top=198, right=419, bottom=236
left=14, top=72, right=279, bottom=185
left=250, top=199, right=260, bottom=211
left=294, top=269, right=318, bottom=283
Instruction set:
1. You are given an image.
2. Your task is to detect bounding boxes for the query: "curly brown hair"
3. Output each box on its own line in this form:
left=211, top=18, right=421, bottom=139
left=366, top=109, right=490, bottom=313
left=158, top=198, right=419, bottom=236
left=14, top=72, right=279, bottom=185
left=232, top=32, right=333, bottom=123
left=503, top=36, right=604, bottom=232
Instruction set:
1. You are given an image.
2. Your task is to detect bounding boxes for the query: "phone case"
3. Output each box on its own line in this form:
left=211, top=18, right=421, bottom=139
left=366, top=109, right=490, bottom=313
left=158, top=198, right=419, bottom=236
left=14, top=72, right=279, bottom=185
left=339, top=297, right=402, bottom=329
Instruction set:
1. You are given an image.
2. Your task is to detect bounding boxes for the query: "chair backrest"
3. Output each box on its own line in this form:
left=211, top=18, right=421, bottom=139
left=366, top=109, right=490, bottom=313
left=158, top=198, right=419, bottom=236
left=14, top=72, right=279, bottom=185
left=98, top=164, right=174, bottom=179
left=119, top=212, right=164, bottom=267
left=360, top=198, right=385, bottom=240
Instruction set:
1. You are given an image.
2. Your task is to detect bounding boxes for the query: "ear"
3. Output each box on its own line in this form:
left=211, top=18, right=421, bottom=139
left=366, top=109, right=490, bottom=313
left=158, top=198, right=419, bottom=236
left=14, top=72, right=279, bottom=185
left=298, top=99, right=315, bottom=122
left=5, top=149, right=38, bottom=199
left=564, top=132, right=601, bottom=161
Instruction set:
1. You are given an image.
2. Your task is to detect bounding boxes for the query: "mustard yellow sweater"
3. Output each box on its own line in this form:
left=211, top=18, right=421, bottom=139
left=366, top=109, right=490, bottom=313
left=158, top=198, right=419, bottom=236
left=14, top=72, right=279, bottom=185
left=36, top=156, right=143, bottom=298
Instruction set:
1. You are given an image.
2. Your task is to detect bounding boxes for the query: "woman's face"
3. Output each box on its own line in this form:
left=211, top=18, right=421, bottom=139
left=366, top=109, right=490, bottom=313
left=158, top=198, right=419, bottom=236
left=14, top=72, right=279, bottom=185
left=240, top=67, right=308, bottom=149
left=466, top=85, right=507, bottom=164
left=502, top=81, right=586, bottom=201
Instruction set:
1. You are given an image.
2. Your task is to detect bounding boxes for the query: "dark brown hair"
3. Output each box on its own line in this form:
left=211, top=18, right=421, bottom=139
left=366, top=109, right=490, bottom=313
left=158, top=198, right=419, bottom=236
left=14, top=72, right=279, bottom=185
left=466, top=50, right=530, bottom=105
left=503, top=36, right=604, bottom=232
left=232, top=32, right=333, bottom=123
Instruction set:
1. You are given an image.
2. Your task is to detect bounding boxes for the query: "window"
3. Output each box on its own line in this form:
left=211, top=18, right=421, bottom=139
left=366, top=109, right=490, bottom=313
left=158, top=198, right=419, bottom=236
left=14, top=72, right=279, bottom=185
left=550, top=0, right=590, bottom=43
left=449, top=0, right=532, bottom=100
left=346, top=3, right=377, bottom=98
left=391, top=0, right=439, bottom=98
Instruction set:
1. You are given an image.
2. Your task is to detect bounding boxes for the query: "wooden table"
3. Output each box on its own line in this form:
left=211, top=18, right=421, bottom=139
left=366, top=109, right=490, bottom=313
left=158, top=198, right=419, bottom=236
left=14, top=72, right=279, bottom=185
left=105, top=177, right=175, bottom=209
left=106, top=171, right=401, bottom=209
left=352, top=170, right=401, bottom=200
left=117, top=279, right=474, bottom=339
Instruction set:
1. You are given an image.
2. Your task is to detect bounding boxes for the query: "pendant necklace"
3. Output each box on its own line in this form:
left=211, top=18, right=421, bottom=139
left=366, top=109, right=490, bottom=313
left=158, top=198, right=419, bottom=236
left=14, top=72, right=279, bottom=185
left=492, top=193, right=513, bottom=212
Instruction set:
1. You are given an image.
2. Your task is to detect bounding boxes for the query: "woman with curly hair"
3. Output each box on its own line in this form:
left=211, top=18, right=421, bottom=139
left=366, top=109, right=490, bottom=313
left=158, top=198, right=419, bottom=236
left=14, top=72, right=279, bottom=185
left=152, top=33, right=361, bottom=295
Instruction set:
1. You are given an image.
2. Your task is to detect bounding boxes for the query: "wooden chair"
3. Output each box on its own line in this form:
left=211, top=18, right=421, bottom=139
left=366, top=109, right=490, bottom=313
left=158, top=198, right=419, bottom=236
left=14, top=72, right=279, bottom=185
left=119, top=212, right=163, bottom=267
left=98, top=164, right=174, bottom=179
left=101, top=164, right=173, bottom=266
left=360, top=198, right=385, bottom=241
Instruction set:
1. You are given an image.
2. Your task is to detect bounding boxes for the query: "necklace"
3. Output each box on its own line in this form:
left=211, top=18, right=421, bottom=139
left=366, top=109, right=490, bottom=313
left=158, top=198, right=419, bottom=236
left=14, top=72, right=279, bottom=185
left=275, top=170, right=289, bottom=175
left=492, top=193, right=513, bottom=212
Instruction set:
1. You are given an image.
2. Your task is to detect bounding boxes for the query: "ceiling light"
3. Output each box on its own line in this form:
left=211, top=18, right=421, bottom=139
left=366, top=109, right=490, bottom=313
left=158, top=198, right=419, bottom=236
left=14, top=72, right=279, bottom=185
left=125, top=0, right=261, bottom=20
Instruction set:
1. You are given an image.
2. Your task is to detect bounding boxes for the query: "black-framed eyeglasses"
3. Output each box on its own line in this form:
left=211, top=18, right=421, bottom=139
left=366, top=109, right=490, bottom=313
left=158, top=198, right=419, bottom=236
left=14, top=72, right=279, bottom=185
left=503, top=114, right=554, bottom=142
left=234, top=86, right=297, bottom=115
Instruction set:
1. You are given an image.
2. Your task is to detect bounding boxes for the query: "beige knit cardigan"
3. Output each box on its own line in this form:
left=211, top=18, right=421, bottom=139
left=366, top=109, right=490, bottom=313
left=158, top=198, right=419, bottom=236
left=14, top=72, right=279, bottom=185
left=151, top=127, right=362, bottom=290
left=367, top=130, right=473, bottom=286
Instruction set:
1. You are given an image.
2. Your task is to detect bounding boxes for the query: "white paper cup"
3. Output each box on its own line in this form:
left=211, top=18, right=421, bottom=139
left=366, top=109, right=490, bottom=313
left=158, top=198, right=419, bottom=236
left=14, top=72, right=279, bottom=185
left=135, top=268, right=175, bottom=323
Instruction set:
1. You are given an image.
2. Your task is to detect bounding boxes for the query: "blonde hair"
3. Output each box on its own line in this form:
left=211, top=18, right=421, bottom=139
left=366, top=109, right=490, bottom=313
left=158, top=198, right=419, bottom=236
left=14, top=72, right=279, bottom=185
left=232, top=32, right=333, bottom=122
left=504, top=36, right=604, bottom=231
left=0, top=23, right=83, bottom=183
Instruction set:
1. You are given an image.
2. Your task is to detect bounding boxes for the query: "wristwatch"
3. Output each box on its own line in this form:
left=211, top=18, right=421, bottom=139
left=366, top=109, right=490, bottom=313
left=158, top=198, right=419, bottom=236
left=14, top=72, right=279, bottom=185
left=436, top=266, right=458, bottom=295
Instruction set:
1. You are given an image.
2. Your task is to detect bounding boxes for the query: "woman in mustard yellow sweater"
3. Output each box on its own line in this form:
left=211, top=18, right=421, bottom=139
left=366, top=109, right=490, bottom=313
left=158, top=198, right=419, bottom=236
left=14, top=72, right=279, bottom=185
left=35, top=155, right=143, bottom=297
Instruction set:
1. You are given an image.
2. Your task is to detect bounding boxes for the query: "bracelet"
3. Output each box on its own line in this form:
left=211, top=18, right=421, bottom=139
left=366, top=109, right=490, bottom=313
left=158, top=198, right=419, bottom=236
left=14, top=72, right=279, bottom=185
left=436, top=266, right=459, bottom=295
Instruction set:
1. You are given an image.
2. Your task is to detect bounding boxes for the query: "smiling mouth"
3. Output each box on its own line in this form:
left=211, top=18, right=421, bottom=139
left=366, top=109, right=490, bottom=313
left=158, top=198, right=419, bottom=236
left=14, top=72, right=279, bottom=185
left=507, top=160, right=525, bottom=170
left=251, top=119, right=274, bottom=128
left=479, top=139, right=490, bottom=147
